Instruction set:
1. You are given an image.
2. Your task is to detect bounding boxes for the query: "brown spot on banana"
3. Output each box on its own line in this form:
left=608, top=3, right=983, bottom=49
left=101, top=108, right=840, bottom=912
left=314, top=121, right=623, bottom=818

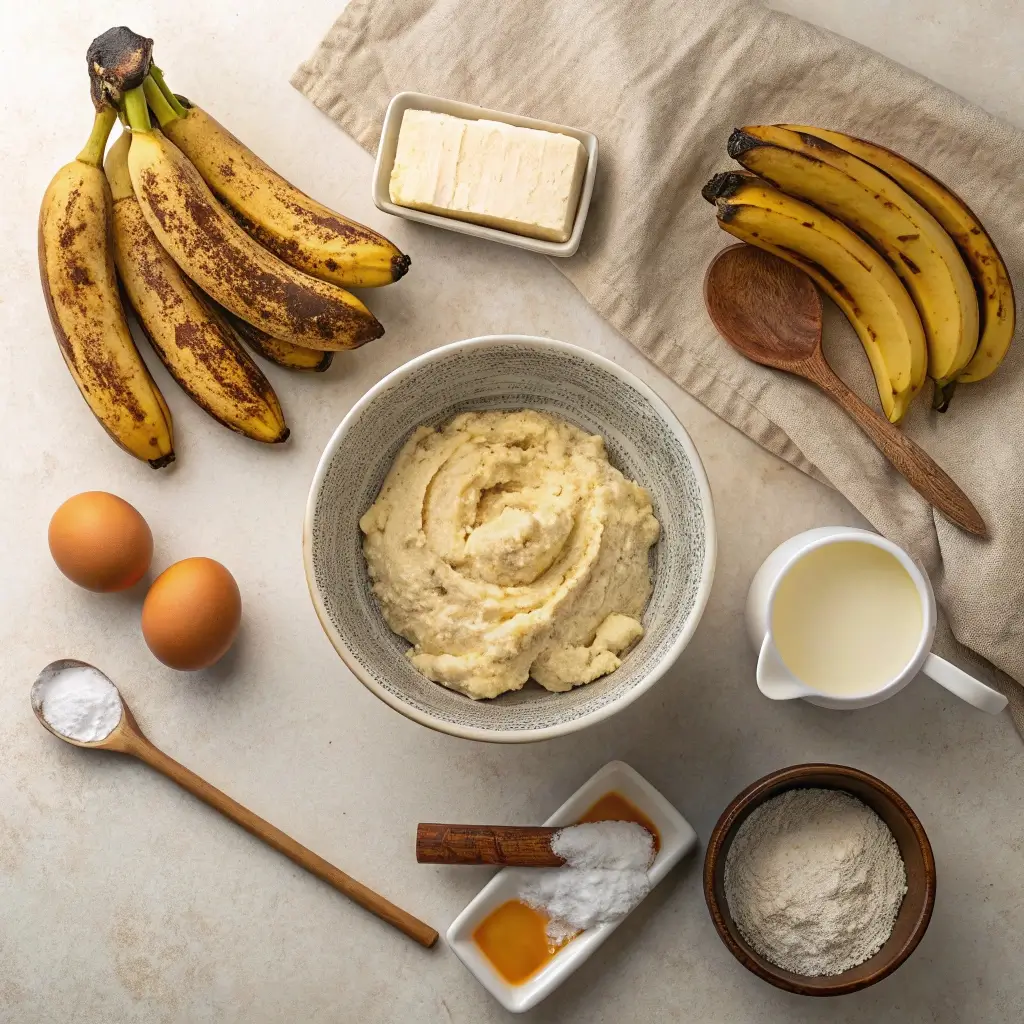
left=897, top=252, right=921, bottom=274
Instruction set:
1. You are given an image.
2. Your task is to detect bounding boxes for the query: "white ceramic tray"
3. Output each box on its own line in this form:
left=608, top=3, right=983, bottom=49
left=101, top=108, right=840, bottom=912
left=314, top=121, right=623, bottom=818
left=446, top=760, right=698, bottom=1012
left=372, top=91, right=599, bottom=257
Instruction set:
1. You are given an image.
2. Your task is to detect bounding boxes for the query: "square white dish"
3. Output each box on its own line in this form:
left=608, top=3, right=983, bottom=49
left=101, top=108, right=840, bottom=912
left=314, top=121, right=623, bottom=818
left=372, top=91, right=599, bottom=257
left=446, top=760, right=698, bottom=1012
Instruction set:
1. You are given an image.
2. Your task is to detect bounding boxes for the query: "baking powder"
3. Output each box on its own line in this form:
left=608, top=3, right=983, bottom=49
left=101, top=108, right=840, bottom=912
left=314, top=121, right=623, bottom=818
left=521, top=821, right=654, bottom=941
left=31, top=664, right=122, bottom=743
left=724, top=788, right=907, bottom=976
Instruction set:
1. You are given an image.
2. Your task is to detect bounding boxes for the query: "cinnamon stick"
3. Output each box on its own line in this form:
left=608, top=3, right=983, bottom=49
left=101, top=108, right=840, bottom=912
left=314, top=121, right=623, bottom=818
left=416, top=824, right=564, bottom=867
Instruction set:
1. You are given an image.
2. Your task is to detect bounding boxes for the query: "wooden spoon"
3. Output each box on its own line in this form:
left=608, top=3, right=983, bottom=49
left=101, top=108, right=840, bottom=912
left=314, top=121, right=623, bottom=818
left=31, top=660, right=437, bottom=948
left=704, top=244, right=986, bottom=537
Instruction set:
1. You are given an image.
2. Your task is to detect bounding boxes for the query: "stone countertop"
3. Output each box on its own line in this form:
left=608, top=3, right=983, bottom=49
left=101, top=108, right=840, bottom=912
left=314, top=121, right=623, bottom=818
left=1, top=2, right=1021, bottom=1021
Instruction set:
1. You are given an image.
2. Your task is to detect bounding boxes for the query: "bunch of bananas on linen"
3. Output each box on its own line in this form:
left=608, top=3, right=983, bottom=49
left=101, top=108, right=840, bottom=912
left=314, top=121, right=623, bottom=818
left=38, top=28, right=409, bottom=467
left=702, top=124, right=1015, bottom=423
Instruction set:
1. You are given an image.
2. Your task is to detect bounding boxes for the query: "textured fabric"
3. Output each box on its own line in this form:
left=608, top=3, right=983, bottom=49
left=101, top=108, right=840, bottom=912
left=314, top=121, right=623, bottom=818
left=293, top=0, right=1024, bottom=735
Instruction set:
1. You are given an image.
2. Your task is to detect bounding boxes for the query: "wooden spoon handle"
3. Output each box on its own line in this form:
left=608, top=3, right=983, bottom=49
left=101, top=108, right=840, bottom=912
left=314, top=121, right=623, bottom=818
left=417, top=824, right=564, bottom=866
left=125, top=733, right=437, bottom=947
left=806, top=360, right=987, bottom=537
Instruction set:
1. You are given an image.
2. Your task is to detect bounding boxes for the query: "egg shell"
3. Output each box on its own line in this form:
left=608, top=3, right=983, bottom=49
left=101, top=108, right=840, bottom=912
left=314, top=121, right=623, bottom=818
left=48, top=491, right=153, bottom=592
left=142, top=557, right=241, bottom=671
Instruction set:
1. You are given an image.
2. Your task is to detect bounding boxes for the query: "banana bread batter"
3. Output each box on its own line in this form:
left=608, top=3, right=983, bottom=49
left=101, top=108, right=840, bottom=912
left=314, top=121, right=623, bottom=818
left=360, top=410, right=660, bottom=699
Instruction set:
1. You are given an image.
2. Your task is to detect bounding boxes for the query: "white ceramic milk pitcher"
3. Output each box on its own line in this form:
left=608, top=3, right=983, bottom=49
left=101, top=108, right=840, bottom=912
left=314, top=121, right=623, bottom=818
left=746, top=527, right=1007, bottom=714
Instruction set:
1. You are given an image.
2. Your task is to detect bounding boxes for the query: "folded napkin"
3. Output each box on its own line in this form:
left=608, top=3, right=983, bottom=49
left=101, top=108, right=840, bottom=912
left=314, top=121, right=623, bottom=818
left=293, top=0, right=1024, bottom=735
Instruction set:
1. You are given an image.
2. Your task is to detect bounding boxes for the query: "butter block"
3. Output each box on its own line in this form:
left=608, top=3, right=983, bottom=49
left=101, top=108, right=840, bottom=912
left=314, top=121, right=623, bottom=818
left=389, top=109, right=587, bottom=243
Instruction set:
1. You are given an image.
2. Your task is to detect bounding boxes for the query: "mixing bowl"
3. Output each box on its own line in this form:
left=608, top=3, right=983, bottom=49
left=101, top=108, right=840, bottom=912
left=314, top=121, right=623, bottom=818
left=704, top=763, right=936, bottom=996
left=303, top=335, right=716, bottom=742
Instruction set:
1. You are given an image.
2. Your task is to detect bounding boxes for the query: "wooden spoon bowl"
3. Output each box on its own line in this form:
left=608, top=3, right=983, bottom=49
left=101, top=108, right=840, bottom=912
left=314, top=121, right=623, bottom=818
left=704, top=243, right=986, bottom=537
left=703, top=762, right=935, bottom=996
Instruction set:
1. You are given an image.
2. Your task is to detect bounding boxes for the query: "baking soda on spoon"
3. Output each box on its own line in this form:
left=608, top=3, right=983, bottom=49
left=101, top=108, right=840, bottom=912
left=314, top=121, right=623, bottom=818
left=31, top=663, right=123, bottom=743
left=520, top=821, right=654, bottom=941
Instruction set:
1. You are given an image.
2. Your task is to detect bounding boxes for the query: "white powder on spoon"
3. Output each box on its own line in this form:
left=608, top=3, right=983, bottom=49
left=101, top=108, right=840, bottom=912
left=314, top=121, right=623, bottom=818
left=31, top=664, right=123, bottom=743
left=521, top=821, right=655, bottom=941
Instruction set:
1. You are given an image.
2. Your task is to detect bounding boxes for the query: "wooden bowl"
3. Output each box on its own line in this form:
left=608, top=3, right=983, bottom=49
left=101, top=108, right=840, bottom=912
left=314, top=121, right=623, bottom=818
left=704, top=763, right=935, bottom=996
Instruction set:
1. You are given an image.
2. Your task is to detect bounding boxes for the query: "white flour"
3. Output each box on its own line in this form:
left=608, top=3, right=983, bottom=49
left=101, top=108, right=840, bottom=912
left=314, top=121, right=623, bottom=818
left=521, top=821, right=654, bottom=941
left=31, top=664, right=123, bottom=743
left=724, top=788, right=907, bottom=977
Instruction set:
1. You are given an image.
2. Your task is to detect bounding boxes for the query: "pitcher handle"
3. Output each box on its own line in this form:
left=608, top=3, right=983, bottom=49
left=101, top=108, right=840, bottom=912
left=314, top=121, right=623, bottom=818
left=922, top=653, right=1007, bottom=715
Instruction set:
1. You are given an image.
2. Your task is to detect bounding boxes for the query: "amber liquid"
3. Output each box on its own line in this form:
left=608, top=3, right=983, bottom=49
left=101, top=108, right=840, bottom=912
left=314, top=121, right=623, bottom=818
left=472, top=790, right=660, bottom=985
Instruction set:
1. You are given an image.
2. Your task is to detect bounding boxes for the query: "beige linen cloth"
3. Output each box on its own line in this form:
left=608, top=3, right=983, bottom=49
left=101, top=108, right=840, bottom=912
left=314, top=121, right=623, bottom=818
left=293, top=0, right=1024, bottom=735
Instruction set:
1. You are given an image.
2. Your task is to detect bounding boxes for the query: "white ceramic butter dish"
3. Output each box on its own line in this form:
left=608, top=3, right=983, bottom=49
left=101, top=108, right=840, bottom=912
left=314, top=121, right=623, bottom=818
left=446, top=760, right=698, bottom=1012
left=372, top=92, right=598, bottom=257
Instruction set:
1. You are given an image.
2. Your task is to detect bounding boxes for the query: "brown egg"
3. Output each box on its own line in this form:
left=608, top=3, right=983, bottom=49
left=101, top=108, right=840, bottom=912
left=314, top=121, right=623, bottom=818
left=48, top=491, right=153, bottom=592
left=142, top=557, right=242, bottom=671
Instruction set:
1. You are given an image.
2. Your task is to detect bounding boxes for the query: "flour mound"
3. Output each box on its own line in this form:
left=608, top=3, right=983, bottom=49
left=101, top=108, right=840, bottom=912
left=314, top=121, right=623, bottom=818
left=723, top=788, right=907, bottom=977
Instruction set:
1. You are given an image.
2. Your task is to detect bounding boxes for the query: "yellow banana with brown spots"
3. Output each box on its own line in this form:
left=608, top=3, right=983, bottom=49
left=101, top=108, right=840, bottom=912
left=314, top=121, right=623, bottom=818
left=159, top=91, right=409, bottom=290
left=105, top=131, right=289, bottom=443
left=38, top=106, right=174, bottom=467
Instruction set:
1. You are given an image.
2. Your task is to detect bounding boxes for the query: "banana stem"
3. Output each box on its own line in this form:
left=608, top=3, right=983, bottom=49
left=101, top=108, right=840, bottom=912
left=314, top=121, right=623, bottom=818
left=123, top=86, right=152, bottom=132
left=76, top=106, right=118, bottom=166
left=149, top=67, right=188, bottom=118
left=933, top=379, right=957, bottom=413
left=143, top=76, right=180, bottom=127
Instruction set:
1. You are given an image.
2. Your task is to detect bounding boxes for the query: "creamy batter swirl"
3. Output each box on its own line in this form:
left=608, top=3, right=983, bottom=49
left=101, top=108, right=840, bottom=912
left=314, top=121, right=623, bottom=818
left=360, top=410, right=660, bottom=699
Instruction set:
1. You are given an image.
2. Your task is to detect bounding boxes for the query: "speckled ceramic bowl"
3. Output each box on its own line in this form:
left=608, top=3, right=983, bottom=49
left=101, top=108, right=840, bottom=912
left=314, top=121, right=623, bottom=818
left=303, top=336, right=716, bottom=742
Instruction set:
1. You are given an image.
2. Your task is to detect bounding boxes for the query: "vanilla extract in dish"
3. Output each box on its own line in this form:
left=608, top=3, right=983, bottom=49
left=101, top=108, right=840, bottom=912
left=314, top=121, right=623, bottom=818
left=472, top=791, right=659, bottom=985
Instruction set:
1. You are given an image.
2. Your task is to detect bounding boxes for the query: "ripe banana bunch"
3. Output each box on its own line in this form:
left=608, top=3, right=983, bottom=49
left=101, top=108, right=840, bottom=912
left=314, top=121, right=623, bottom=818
left=105, top=131, right=289, bottom=443
left=780, top=125, right=1015, bottom=408
left=729, top=126, right=978, bottom=384
left=40, top=26, right=410, bottom=466
left=702, top=171, right=927, bottom=423
left=706, top=124, right=1014, bottom=418
left=38, top=106, right=175, bottom=467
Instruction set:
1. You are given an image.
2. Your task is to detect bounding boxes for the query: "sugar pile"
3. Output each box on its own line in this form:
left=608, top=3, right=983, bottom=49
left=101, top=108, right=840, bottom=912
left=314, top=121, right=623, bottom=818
left=31, top=664, right=123, bottom=743
left=521, top=821, right=654, bottom=941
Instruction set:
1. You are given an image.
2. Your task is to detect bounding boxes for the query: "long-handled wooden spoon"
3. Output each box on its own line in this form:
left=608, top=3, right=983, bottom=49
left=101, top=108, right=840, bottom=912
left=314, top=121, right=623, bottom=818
left=704, top=244, right=986, bottom=537
left=31, top=659, right=437, bottom=948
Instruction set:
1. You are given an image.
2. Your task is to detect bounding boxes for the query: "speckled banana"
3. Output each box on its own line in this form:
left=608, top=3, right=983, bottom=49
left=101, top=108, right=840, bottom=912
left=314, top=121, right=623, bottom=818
left=781, top=124, right=1015, bottom=406
left=38, top=106, right=174, bottom=467
left=122, top=80, right=383, bottom=351
left=703, top=172, right=927, bottom=424
left=212, top=303, right=334, bottom=372
left=148, top=70, right=409, bottom=290
left=729, top=126, right=979, bottom=386
left=105, top=131, right=290, bottom=443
